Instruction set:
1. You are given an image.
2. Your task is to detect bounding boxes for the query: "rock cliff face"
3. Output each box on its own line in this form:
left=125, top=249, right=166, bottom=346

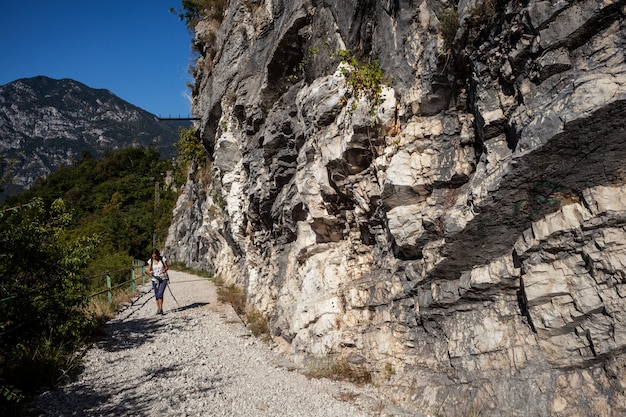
left=165, top=1, right=626, bottom=415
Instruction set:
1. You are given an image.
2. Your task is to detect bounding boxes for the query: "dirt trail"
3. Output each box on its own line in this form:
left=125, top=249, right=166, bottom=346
left=28, top=270, right=384, bottom=417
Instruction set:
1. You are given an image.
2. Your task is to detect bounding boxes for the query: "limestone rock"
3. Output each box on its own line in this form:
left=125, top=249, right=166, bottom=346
left=165, top=1, right=626, bottom=415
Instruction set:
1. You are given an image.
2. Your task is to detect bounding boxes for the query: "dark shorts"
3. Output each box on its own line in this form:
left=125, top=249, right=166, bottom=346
left=152, top=278, right=167, bottom=300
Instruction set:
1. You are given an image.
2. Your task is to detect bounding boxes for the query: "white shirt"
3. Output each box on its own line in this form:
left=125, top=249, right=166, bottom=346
left=149, top=257, right=167, bottom=278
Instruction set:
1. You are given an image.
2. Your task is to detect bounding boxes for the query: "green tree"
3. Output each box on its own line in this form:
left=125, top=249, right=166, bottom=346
left=0, top=198, right=97, bottom=411
left=175, top=126, right=206, bottom=167
left=5, top=147, right=177, bottom=263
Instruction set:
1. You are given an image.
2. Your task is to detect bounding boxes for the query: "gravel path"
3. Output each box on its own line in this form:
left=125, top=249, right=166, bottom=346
left=27, top=270, right=386, bottom=417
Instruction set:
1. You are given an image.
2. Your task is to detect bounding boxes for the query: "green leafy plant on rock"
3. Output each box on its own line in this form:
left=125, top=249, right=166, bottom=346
left=174, top=126, right=208, bottom=185
left=288, top=47, right=322, bottom=83
left=334, top=49, right=387, bottom=119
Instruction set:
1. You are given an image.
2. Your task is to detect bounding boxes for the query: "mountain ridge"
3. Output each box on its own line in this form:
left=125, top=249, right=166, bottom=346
left=0, top=75, right=188, bottom=199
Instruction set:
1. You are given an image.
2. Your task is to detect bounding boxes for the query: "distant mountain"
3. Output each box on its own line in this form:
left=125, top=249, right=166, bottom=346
left=0, top=76, right=189, bottom=199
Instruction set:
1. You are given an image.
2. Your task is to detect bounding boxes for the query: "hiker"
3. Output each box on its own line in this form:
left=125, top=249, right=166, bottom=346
left=147, top=249, right=169, bottom=315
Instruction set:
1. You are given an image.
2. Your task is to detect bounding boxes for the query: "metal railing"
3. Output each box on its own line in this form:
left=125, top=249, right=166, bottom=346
left=86, top=259, right=148, bottom=304
left=0, top=259, right=149, bottom=338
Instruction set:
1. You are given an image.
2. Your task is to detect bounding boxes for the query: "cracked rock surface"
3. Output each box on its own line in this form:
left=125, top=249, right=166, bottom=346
left=164, top=1, right=626, bottom=415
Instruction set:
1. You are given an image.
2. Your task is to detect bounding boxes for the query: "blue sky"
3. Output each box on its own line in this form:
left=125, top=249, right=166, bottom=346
left=0, top=0, right=194, bottom=117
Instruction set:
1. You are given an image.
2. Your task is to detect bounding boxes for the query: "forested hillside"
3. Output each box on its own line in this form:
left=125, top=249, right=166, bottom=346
left=4, top=147, right=177, bottom=267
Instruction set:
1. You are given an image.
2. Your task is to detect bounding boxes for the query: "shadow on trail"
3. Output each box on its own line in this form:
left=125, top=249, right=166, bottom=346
left=169, top=301, right=210, bottom=313
left=115, top=289, right=154, bottom=321
left=97, top=300, right=211, bottom=353
left=30, top=363, right=228, bottom=417
left=98, top=317, right=162, bottom=353
left=27, top=273, right=220, bottom=416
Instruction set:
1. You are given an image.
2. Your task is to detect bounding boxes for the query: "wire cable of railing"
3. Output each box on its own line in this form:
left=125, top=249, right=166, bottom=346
left=1, top=261, right=146, bottom=300
left=0, top=281, right=58, bottom=305
left=0, top=260, right=148, bottom=337
left=83, top=261, right=147, bottom=281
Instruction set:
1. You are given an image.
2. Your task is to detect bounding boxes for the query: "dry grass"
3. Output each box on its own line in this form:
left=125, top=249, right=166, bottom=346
left=85, top=286, right=137, bottom=323
left=305, top=356, right=372, bottom=386
left=85, top=296, right=117, bottom=322
left=213, top=276, right=272, bottom=342
left=245, top=308, right=271, bottom=342
left=552, top=190, right=581, bottom=207
left=336, top=390, right=360, bottom=403
left=214, top=276, right=246, bottom=316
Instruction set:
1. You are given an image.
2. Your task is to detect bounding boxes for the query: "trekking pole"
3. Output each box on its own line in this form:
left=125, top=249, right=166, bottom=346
left=165, top=274, right=180, bottom=307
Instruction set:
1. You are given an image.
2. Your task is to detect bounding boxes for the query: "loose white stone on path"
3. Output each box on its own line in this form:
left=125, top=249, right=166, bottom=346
left=27, top=270, right=385, bottom=417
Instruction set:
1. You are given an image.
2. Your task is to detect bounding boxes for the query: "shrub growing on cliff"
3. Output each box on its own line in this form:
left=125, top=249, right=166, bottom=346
left=439, top=7, right=460, bottom=52
left=171, top=0, right=226, bottom=30
left=334, top=49, right=387, bottom=119
left=336, top=50, right=385, bottom=103
left=174, top=126, right=208, bottom=184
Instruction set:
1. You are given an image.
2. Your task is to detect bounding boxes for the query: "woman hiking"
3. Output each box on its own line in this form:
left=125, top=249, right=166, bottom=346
left=147, top=249, right=169, bottom=315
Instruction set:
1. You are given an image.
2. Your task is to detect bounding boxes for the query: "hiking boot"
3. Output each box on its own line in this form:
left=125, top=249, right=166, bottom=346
left=156, top=308, right=162, bottom=315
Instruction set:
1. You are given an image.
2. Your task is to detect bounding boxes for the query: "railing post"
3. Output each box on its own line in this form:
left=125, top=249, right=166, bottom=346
left=106, top=274, right=112, bottom=304
left=131, top=267, right=136, bottom=292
